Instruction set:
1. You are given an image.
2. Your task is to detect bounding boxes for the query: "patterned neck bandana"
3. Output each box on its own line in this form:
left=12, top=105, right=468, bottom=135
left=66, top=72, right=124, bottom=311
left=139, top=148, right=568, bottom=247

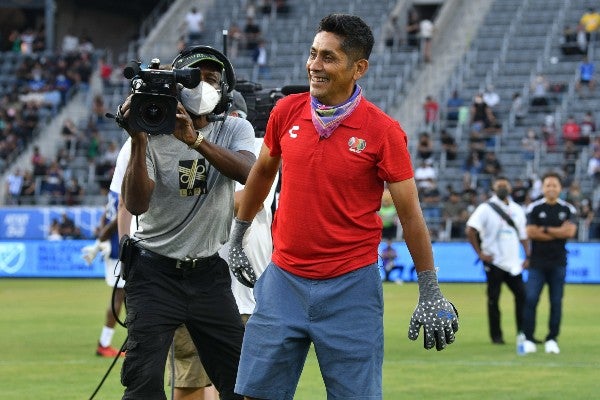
left=310, top=85, right=362, bottom=138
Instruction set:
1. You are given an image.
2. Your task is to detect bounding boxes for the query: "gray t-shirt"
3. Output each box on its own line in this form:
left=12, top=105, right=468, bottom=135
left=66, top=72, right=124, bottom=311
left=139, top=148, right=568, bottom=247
left=133, top=116, right=255, bottom=259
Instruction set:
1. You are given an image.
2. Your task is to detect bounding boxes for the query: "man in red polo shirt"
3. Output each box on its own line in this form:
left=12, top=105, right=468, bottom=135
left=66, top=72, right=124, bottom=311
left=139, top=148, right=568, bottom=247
left=228, top=13, right=459, bottom=400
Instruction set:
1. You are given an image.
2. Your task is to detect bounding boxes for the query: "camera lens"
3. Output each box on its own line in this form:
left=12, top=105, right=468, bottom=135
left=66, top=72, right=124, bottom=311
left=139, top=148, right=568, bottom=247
left=129, top=91, right=177, bottom=136
left=141, top=102, right=166, bottom=125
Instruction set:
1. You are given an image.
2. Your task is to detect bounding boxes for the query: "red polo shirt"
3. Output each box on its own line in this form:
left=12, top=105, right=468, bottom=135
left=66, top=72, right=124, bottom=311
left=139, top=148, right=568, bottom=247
left=264, top=93, right=414, bottom=279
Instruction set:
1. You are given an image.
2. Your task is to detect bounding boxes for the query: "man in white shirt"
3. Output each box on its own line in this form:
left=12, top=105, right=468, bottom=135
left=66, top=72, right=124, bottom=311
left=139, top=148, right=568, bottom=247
left=184, top=7, right=204, bottom=44
left=466, top=176, right=530, bottom=345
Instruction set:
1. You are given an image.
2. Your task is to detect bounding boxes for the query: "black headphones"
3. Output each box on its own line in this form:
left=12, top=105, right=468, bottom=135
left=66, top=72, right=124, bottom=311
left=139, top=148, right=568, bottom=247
left=172, top=45, right=236, bottom=115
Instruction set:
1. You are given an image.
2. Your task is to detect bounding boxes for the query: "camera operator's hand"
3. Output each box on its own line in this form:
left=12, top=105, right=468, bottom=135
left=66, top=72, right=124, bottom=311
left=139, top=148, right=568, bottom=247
left=174, top=102, right=197, bottom=147
left=116, top=95, right=145, bottom=139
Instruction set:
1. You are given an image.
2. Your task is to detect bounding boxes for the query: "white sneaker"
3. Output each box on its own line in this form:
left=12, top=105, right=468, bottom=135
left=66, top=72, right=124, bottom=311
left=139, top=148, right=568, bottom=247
left=523, top=340, right=537, bottom=354
left=545, top=340, right=560, bottom=354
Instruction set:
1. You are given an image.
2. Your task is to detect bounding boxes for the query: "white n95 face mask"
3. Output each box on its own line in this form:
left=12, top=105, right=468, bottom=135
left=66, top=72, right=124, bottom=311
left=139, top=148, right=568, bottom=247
left=180, top=81, right=221, bottom=116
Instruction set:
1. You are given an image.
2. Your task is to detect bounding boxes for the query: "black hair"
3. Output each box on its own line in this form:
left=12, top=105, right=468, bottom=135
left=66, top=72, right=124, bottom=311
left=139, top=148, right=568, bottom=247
left=317, top=14, right=374, bottom=62
left=542, top=171, right=562, bottom=185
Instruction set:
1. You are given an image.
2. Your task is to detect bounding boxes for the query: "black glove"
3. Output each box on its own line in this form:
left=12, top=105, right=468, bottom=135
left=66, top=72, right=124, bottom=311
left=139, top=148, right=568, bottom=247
left=408, top=269, right=459, bottom=351
left=227, top=218, right=257, bottom=288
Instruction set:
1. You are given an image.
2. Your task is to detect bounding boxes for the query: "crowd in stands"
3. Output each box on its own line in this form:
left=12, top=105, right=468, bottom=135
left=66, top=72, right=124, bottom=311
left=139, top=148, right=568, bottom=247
left=377, top=7, right=600, bottom=243
left=1, top=25, right=126, bottom=208
left=2, top=3, right=599, bottom=244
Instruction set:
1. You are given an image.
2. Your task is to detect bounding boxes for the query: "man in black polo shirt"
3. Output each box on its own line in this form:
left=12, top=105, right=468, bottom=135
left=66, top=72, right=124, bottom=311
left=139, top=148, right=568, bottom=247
left=522, top=172, right=577, bottom=354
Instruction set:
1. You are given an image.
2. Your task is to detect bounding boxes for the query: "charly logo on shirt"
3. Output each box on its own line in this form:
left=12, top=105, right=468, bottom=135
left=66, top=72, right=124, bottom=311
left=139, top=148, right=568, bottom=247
left=179, top=159, right=207, bottom=196
left=348, top=137, right=366, bottom=153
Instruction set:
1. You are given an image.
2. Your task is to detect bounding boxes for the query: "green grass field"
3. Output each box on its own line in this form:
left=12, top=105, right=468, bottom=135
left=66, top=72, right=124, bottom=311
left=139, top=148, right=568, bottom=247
left=0, top=279, right=598, bottom=399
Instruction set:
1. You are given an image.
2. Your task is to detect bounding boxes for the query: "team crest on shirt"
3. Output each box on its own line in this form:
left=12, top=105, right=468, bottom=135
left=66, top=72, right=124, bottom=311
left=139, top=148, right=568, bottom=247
left=559, top=211, right=567, bottom=220
left=348, top=137, right=366, bottom=153
left=179, top=159, right=207, bottom=196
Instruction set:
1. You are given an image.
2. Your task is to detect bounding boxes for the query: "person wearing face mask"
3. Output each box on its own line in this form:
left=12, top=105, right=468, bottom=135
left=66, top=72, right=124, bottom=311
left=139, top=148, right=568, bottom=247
left=466, top=176, right=530, bottom=345
left=114, top=46, right=255, bottom=400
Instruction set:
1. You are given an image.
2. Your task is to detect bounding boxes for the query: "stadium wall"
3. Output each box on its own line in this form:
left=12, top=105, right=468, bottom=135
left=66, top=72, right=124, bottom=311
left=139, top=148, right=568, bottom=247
left=0, top=207, right=598, bottom=282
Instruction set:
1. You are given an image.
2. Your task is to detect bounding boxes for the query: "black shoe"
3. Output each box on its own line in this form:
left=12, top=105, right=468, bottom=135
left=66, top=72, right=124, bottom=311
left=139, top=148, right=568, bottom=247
left=492, top=337, right=506, bottom=345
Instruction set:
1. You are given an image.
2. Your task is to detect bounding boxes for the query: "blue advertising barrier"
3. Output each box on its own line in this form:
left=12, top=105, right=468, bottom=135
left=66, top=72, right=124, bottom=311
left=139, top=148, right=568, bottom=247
left=1, top=239, right=598, bottom=282
left=0, top=206, right=104, bottom=240
left=379, top=241, right=600, bottom=284
left=0, top=240, right=104, bottom=278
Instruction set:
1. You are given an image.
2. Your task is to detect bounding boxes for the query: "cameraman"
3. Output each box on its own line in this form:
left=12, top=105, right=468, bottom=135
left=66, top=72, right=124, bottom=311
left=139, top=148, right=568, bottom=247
left=116, top=46, right=255, bottom=400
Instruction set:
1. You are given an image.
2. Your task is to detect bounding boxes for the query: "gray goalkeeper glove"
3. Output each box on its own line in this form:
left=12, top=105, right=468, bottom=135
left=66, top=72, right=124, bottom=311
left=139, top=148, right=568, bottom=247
left=227, top=218, right=257, bottom=288
left=408, top=269, right=459, bottom=351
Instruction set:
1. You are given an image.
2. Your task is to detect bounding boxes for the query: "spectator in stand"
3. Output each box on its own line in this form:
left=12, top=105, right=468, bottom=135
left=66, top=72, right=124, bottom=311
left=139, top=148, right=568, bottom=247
left=446, top=90, right=464, bottom=123
left=79, top=36, right=94, bottom=54
left=243, top=16, right=262, bottom=52
left=20, top=170, right=36, bottom=201
left=530, top=74, right=550, bottom=108
left=561, top=115, right=581, bottom=144
left=5, top=168, right=23, bottom=205
left=576, top=56, right=595, bottom=96
left=91, top=94, right=107, bottom=126
left=61, top=29, right=79, bottom=54
left=41, top=161, right=65, bottom=204
left=565, top=181, right=584, bottom=210
left=48, top=219, right=63, bottom=240
left=576, top=24, right=588, bottom=55
left=440, top=128, right=457, bottom=161
left=252, top=39, right=270, bottom=80
left=579, top=111, right=595, bottom=144
left=65, top=177, right=84, bottom=206
left=383, top=16, right=400, bottom=49
left=98, top=57, right=113, bottom=87
left=521, top=128, right=538, bottom=162
left=470, top=93, right=500, bottom=134
left=511, top=178, right=530, bottom=205
left=419, top=18, right=434, bottom=63
left=579, top=7, right=600, bottom=42
left=61, top=118, right=79, bottom=154
left=86, top=127, right=101, bottom=162
left=227, top=23, right=243, bottom=60
left=423, top=95, right=439, bottom=130
left=511, top=92, right=527, bottom=122
left=406, top=7, right=420, bottom=47
left=561, top=24, right=587, bottom=55
left=420, top=178, right=442, bottom=224
left=182, top=7, right=204, bottom=44
left=380, top=239, right=405, bottom=283
left=562, top=139, right=579, bottom=184
left=541, top=114, right=558, bottom=152
left=468, top=129, right=487, bottom=158
left=480, top=151, right=503, bottom=192
left=483, top=85, right=500, bottom=111
left=58, top=212, right=82, bottom=239
left=588, top=147, right=600, bottom=186
left=442, top=191, right=469, bottom=239
left=416, top=132, right=434, bottom=161
left=593, top=136, right=600, bottom=153
left=414, top=158, right=437, bottom=190
left=378, top=188, right=398, bottom=240
left=578, top=198, right=596, bottom=240
left=30, top=146, right=45, bottom=177
left=463, top=149, right=484, bottom=187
